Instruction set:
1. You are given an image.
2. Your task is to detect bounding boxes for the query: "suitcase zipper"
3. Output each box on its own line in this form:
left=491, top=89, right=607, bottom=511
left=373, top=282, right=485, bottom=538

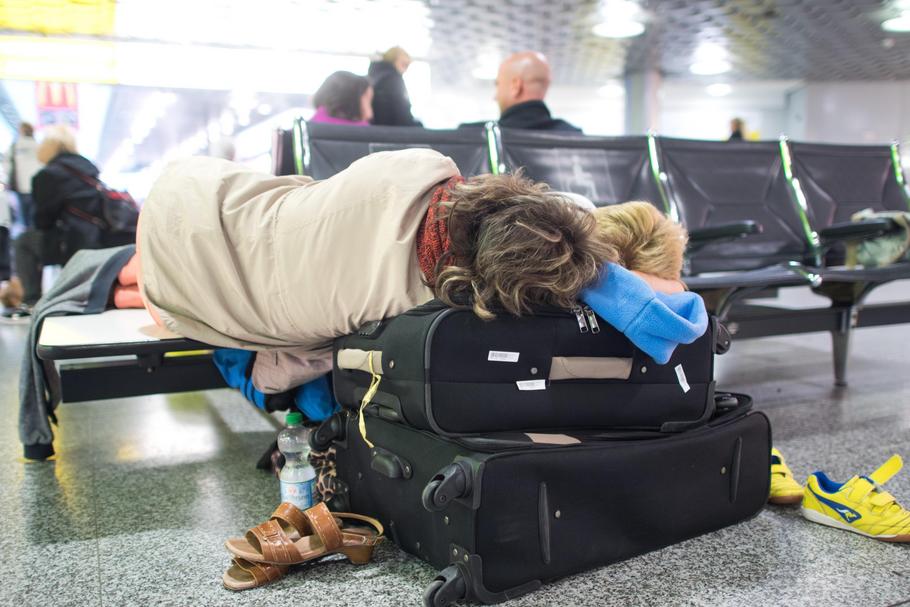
left=582, top=305, right=600, bottom=334
left=572, top=305, right=589, bottom=333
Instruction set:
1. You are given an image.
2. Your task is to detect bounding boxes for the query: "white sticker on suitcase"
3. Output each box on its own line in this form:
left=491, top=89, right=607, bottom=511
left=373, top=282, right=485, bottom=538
left=516, top=379, right=547, bottom=391
left=675, top=364, right=691, bottom=393
left=488, top=350, right=520, bottom=362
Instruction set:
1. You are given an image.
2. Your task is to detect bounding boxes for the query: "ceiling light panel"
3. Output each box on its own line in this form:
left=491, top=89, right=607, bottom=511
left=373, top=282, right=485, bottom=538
left=593, top=0, right=646, bottom=38
left=882, top=12, right=910, bottom=32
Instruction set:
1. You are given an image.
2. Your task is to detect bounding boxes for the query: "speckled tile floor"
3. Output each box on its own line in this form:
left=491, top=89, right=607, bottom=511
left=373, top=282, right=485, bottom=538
left=2, top=284, right=910, bottom=606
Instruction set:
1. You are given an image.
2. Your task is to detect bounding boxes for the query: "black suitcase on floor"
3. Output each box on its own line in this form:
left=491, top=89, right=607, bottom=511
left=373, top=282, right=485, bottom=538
left=313, top=394, right=770, bottom=606
left=333, top=301, right=731, bottom=436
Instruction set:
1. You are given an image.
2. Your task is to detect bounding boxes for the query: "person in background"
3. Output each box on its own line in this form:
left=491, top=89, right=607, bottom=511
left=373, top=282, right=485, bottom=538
left=728, top=117, right=745, bottom=141
left=4, top=126, right=105, bottom=319
left=368, top=46, right=422, bottom=127
left=0, top=184, right=10, bottom=285
left=481, top=51, right=581, bottom=132
left=310, top=71, right=373, bottom=126
left=2, top=122, right=43, bottom=229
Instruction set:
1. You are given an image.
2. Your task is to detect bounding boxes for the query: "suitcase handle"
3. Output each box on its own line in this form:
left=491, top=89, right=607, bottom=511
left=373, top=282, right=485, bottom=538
left=337, top=349, right=385, bottom=374
left=370, top=447, right=413, bottom=480
left=707, top=392, right=753, bottom=427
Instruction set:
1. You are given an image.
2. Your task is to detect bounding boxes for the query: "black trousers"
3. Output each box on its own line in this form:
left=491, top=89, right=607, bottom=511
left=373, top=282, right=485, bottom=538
left=13, top=230, right=43, bottom=305
left=16, top=193, right=34, bottom=228
left=0, top=226, right=10, bottom=282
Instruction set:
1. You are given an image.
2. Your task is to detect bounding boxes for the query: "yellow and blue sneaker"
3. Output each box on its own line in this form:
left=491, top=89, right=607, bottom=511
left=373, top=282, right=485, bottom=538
left=801, top=454, right=910, bottom=542
left=769, top=448, right=803, bottom=505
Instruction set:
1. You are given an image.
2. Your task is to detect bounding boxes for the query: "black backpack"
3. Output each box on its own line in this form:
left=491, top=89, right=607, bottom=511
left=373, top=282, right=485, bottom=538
left=61, top=165, right=140, bottom=235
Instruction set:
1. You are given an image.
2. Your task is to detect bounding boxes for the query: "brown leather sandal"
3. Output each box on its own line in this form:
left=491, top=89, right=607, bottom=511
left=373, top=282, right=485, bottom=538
left=225, top=502, right=384, bottom=566
left=222, top=558, right=288, bottom=591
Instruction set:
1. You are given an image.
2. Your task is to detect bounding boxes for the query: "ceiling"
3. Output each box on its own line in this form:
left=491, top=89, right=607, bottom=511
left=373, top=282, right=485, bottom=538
left=5, top=0, right=910, bottom=85
left=628, top=0, right=910, bottom=81
left=430, top=0, right=910, bottom=86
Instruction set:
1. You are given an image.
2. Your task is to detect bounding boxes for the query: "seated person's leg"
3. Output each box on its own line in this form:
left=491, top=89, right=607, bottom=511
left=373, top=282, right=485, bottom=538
left=118, top=252, right=140, bottom=286
left=0, top=226, right=10, bottom=282
left=14, top=230, right=44, bottom=306
left=112, top=253, right=144, bottom=309
left=113, top=284, right=143, bottom=309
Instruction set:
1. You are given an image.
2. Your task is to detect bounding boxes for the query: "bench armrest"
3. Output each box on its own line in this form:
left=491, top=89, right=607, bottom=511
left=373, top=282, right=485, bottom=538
left=818, top=218, right=900, bottom=245
left=687, top=221, right=762, bottom=252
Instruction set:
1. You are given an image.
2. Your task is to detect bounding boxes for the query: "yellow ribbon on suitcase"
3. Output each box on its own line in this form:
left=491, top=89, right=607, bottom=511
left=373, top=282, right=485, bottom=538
left=357, top=351, right=382, bottom=448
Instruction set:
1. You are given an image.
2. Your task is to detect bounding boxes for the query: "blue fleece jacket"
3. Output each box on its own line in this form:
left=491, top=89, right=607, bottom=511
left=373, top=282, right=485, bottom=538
left=581, top=263, right=709, bottom=364
left=212, top=349, right=338, bottom=421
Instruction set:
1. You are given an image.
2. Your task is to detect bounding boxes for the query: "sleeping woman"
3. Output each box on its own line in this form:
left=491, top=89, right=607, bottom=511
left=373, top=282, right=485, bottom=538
left=130, top=149, right=707, bottom=396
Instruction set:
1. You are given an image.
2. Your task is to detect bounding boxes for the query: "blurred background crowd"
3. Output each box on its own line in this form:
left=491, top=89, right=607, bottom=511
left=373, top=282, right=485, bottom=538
left=1, top=0, right=910, bottom=202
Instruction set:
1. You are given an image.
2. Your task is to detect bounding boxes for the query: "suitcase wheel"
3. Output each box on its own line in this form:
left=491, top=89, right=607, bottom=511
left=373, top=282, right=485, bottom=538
left=423, top=565, right=466, bottom=607
left=714, top=320, right=732, bottom=355
left=310, top=413, right=345, bottom=451
left=421, top=462, right=472, bottom=512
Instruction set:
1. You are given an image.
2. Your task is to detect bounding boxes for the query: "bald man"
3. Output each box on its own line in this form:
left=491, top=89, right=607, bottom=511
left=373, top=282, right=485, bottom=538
left=490, top=51, right=581, bottom=132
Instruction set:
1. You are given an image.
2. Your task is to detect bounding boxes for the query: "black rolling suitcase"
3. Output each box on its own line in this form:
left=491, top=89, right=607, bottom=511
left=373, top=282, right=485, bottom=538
left=312, top=394, right=770, bottom=606
left=333, top=301, right=731, bottom=436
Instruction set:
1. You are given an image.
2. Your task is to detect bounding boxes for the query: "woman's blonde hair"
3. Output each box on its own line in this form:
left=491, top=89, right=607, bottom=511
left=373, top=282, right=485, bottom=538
left=382, top=46, right=409, bottom=63
left=37, top=124, right=78, bottom=163
left=435, top=173, right=618, bottom=319
left=592, top=201, right=687, bottom=280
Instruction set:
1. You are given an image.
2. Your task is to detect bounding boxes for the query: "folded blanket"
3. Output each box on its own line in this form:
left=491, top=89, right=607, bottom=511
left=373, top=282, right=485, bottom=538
left=581, top=262, right=708, bottom=364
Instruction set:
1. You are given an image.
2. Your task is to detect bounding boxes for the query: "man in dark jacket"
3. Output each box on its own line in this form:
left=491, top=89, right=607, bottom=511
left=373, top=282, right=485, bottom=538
left=368, top=47, right=422, bottom=127
left=728, top=117, right=745, bottom=141
left=462, top=51, right=581, bottom=133
left=6, top=126, right=105, bottom=317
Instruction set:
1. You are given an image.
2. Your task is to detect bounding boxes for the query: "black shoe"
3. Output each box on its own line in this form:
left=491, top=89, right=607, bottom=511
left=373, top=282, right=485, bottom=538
left=0, top=304, right=33, bottom=324
left=255, top=440, right=285, bottom=477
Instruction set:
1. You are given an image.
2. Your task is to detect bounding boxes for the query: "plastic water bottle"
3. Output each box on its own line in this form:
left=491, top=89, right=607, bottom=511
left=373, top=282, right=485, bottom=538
left=278, top=411, right=317, bottom=510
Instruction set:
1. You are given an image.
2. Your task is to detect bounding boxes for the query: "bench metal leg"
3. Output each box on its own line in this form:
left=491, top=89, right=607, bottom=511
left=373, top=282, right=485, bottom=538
left=831, top=307, right=856, bottom=387
left=831, top=330, right=850, bottom=387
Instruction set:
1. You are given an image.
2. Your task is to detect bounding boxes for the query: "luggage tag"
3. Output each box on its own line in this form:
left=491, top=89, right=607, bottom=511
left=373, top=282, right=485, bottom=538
left=674, top=364, right=690, bottom=393
left=516, top=379, right=547, bottom=391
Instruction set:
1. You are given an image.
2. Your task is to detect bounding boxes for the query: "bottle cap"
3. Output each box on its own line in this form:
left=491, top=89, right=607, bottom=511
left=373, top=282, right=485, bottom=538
left=285, top=411, right=304, bottom=426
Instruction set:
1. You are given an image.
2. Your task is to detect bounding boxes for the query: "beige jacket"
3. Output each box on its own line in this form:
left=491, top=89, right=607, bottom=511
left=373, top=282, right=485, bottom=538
left=139, top=149, right=459, bottom=392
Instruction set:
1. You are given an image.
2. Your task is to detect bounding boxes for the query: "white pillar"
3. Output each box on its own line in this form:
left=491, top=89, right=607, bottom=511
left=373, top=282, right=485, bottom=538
left=624, top=69, right=662, bottom=135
